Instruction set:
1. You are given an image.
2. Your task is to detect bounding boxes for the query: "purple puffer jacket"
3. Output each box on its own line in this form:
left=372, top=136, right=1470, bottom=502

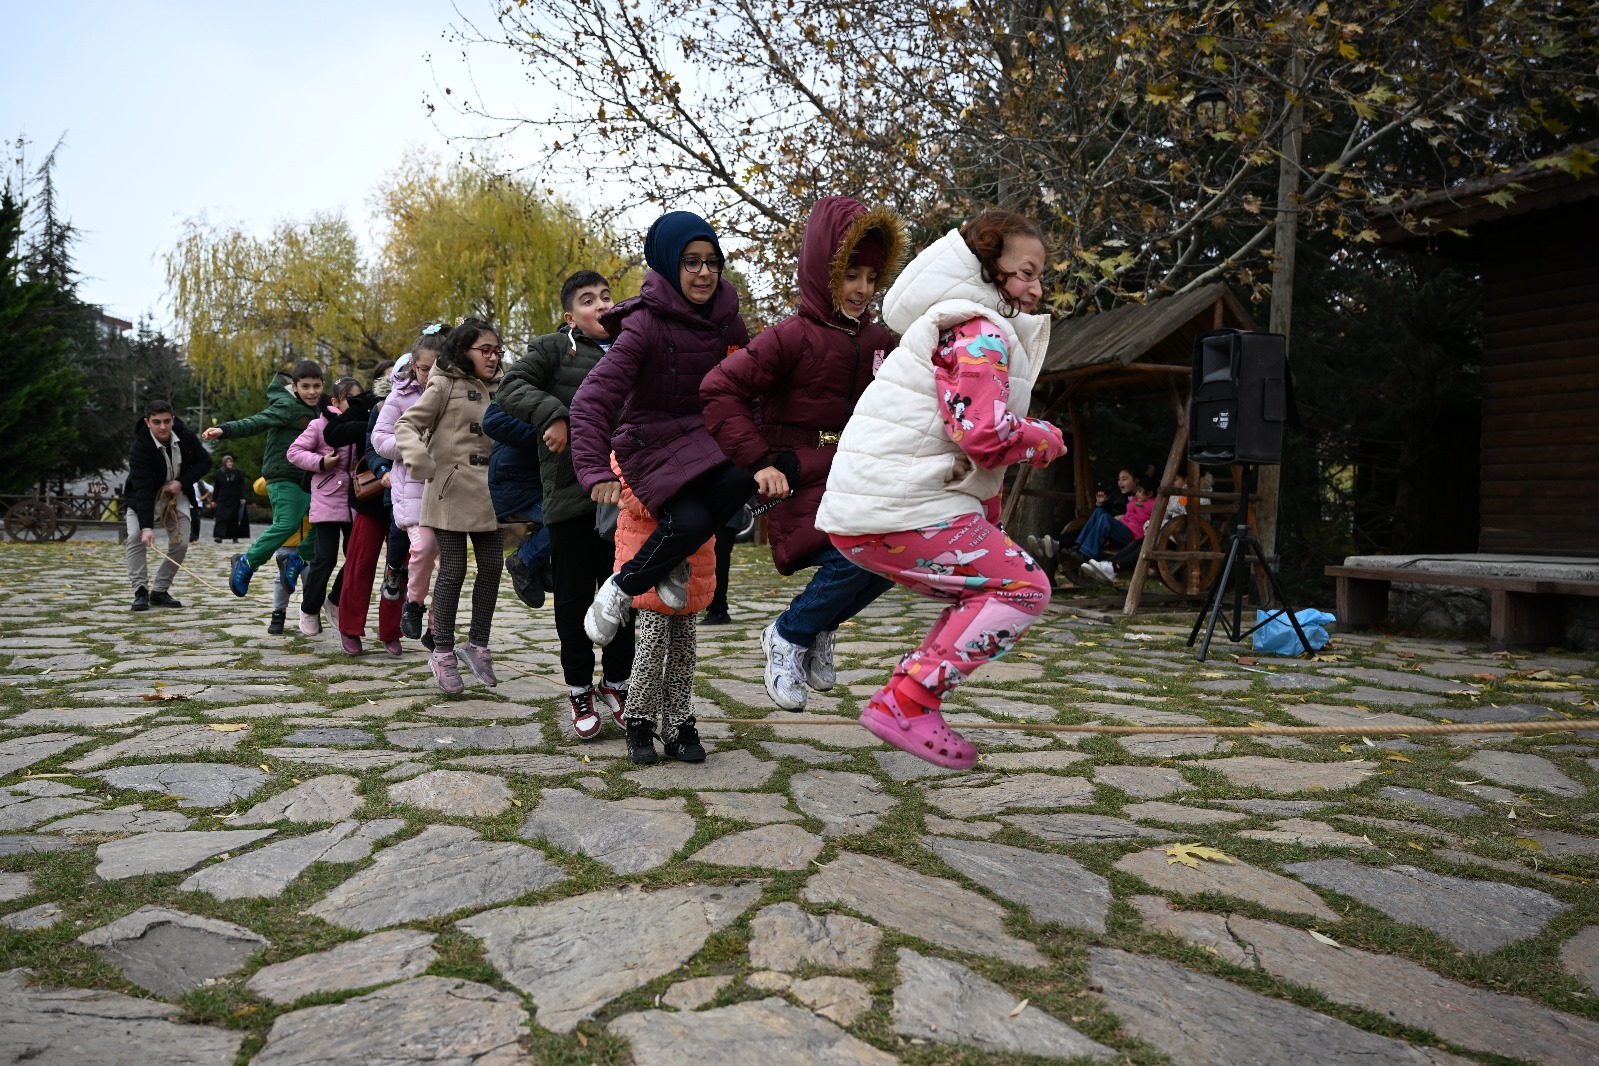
left=371, top=374, right=425, bottom=528
left=569, top=271, right=750, bottom=513
left=287, top=413, right=354, bottom=524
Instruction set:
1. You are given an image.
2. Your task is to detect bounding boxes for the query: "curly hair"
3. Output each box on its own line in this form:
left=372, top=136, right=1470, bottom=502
left=960, top=210, right=1047, bottom=316
left=437, top=317, right=498, bottom=376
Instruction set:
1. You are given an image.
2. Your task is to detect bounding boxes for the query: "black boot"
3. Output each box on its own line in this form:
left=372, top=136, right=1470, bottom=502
left=401, top=601, right=424, bottom=639
left=267, top=610, right=286, bottom=635
left=131, top=587, right=149, bottom=612
left=149, top=590, right=184, bottom=608
left=505, top=554, right=546, bottom=609
left=663, top=717, right=706, bottom=763
left=625, top=718, right=659, bottom=765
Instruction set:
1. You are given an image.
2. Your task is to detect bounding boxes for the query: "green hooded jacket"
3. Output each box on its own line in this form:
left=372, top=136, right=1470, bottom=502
left=216, top=374, right=323, bottom=482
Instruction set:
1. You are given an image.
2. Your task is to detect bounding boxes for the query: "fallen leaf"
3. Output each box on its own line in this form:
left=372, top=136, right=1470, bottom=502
left=259, top=764, right=271, bottom=773
left=575, top=1031, right=588, bottom=1048
left=1514, top=837, right=1542, bottom=850
left=1008, top=998, right=1030, bottom=1018
left=511, top=798, right=522, bottom=807
left=1407, top=841, right=1428, bottom=851
left=1387, top=753, right=1411, bottom=762
left=1339, top=744, right=1354, bottom=753
left=1308, top=930, right=1343, bottom=948
left=1165, top=842, right=1234, bottom=869
left=208, top=723, right=249, bottom=732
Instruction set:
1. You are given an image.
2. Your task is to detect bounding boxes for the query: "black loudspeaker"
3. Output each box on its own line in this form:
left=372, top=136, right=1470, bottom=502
left=1188, top=329, right=1290, bottom=466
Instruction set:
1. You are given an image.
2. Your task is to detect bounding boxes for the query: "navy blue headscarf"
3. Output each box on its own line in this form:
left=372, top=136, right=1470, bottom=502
left=644, top=211, right=721, bottom=317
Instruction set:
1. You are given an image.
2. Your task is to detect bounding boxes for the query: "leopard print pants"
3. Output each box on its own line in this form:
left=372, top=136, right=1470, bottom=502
left=625, top=609, right=697, bottom=744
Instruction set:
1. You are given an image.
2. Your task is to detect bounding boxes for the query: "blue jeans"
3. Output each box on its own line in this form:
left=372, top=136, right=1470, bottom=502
left=515, top=515, right=551, bottom=570
left=775, top=546, right=894, bottom=646
left=1074, top=508, right=1133, bottom=560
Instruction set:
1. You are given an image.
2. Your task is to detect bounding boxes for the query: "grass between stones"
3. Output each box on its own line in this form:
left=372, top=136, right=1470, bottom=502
left=1, top=539, right=1597, bottom=1065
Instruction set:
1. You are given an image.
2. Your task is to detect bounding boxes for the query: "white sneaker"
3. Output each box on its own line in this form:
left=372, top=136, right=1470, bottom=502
left=325, top=600, right=340, bottom=633
left=655, top=560, right=691, bottom=611
left=761, top=624, right=809, bottom=711
left=804, top=628, right=837, bottom=691
left=1079, top=559, right=1115, bottom=586
left=298, top=612, right=321, bottom=636
left=1041, top=535, right=1059, bottom=559
left=585, top=574, right=632, bottom=647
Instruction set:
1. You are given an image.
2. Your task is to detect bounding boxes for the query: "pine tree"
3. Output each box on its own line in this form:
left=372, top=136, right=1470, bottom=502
left=0, top=184, right=82, bottom=493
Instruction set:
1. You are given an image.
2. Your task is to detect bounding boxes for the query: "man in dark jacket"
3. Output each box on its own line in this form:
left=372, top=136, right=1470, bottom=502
left=498, top=270, right=635, bottom=740
left=483, top=402, right=551, bottom=609
left=124, top=400, right=212, bottom=610
left=210, top=455, right=248, bottom=542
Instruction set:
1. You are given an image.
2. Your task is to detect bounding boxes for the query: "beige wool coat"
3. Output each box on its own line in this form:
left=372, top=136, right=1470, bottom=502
left=393, top=361, right=501, bottom=532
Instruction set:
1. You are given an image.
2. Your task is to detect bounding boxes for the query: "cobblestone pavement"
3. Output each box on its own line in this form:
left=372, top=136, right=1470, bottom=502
left=2, top=538, right=1597, bottom=1065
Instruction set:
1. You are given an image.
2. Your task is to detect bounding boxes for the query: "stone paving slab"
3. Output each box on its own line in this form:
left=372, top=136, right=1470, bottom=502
left=610, top=997, right=895, bottom=1066
left=246, top=929, right=439, bottom=1005
left=1285, top=859, right=1571, bottom=952
left=0, top=968, right=243, bottom=1064
left=78, top=905, right=270, bottom=997
left=458, top=882, right=763, bottom=1034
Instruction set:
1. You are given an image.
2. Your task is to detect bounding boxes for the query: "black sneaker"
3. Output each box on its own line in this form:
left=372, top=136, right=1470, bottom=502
left=381, top=565, right=406, bottom=602
left=131, top=586, right=150, bottom=612
left=663, top=717, right=706, bottom=763
left=625, top=718, right=659, bottom=764
left=1061, top=546, right=1090, bottom=568
left=702, top=609, right=732, bottom=626
left=148, top=590, right=184, bottom=609
left=267, top=610, right=286, bottom=635
left=401, top=601, right=424, bottom=640
left=505, top=554, right=546, bottom=609
left=421, top=627, right=436, bottom=652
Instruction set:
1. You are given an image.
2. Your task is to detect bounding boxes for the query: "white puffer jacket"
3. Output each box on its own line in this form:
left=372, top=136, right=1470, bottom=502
left=816, top=229, right=1050, bottom=535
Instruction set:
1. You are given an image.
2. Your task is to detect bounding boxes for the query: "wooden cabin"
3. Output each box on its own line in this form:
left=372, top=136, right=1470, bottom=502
left=1371, top=141, right=1599, bottom=555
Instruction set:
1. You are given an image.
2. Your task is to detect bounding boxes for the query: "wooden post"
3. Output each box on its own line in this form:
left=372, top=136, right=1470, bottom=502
left=1256, top=48, right=1306, bottom=566
left=1123, top=380, right=1189, bottom=615
left=1069, top=396, right=1093, bottom=521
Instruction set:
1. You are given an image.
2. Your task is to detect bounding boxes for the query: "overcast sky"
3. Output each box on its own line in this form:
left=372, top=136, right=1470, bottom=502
left=1, top=0, right=545, bottom=327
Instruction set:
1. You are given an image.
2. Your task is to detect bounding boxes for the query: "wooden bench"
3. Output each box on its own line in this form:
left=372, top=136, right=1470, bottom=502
left=1325, top=564, right=1599, bottom=651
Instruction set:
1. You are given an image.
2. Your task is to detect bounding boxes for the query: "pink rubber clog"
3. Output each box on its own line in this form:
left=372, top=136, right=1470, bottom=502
left=859, top=687, right=977, bottom=769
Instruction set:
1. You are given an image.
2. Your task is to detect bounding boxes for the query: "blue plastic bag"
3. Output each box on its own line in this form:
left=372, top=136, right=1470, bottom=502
left=1252, top=608, right=1336, bottom=655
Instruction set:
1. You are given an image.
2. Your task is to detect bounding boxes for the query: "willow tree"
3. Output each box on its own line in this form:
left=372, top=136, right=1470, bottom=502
left=166, top=154, right=631, bottom=392
left=373, top=155, right=634, bottom=346
left=165, top=212, right=386, bottom=393
left=448, top=0, right=1597, bottom=316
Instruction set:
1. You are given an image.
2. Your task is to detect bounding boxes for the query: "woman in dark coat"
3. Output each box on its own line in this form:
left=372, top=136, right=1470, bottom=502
left=210, top=455, right=249, bottom=542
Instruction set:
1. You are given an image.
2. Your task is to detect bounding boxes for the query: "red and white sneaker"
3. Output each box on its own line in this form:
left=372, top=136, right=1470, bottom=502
left=596, top=679, right=628, bottom=729
left=568, top=687, right=604, bottom=741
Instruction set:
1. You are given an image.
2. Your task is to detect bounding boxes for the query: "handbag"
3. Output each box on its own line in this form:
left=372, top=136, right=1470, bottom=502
left=351, top=460, right=386, bottom=502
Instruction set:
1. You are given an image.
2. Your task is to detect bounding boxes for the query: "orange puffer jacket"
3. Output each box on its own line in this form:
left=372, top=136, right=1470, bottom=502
left=611, top=455, right=716, bottom=615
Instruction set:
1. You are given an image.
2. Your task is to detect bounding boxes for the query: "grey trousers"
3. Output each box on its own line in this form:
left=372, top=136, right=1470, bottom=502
left=125, top=503, right=187, bottom=594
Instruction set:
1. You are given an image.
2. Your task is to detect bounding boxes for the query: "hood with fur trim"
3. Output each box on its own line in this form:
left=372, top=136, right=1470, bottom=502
left=796, top=196, right=907, bottom=327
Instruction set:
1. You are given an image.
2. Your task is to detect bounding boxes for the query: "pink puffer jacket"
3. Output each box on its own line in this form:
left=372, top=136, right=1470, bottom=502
left=287, top=414, right=354, bottom=524
left=371, top=374, right=425, bottom=528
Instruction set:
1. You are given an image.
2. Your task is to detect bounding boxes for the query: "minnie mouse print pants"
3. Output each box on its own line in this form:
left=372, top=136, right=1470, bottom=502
left=829, top=512, right=1050, bottom=709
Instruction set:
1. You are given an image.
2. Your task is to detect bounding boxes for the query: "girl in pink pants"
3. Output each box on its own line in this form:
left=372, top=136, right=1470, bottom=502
left=817, top=210, right=1065, bottom=768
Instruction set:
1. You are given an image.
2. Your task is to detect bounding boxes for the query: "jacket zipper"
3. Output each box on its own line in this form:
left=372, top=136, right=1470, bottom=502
left=847, top=333, right=862, bottom=409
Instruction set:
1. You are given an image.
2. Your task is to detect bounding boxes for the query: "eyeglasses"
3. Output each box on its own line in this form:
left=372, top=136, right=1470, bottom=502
left=680, top=255, right=725, bottom=275
left=469, top=345, right=506, bottom=357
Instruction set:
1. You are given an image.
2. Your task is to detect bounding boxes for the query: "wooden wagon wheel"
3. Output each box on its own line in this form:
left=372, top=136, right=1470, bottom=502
left=4, top=499, right=58, bottom=542
left=1155, top=512, right=1222, bottom=595
left=51, top=514, right=79, bottom=541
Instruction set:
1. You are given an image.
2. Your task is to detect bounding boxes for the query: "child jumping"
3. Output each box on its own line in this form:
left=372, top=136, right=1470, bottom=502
left=498, top=271, right=637, bottom=741
left=371, top=330, right=447, bottom=645
left=702, top=195, right=905, bottom=711
left=394, top=318, right=505, bottom=695
left=204, top=361, right=327, bottom=597
left=252, top=476, right=311, bottom=635
left=568, top=212, right=756, bottom=654
left=816, top=210, right=1066, bottom=769
left=287, top=377, right=364, bottom=638
left=612, top=457, right=716, bottom=764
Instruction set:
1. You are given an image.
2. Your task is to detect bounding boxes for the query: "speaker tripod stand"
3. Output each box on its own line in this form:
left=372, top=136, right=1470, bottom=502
left=1187, top=466, right=1313, bottom=662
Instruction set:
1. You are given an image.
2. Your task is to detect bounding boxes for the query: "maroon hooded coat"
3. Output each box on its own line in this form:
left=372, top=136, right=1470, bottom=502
left=700, top=197, right=906, bottom=574
left=569, top=270, right=750, bottom=514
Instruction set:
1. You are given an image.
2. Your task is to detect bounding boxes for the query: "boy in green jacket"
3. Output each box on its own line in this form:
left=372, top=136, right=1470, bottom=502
left=203, top=360, right=326, bottom=596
